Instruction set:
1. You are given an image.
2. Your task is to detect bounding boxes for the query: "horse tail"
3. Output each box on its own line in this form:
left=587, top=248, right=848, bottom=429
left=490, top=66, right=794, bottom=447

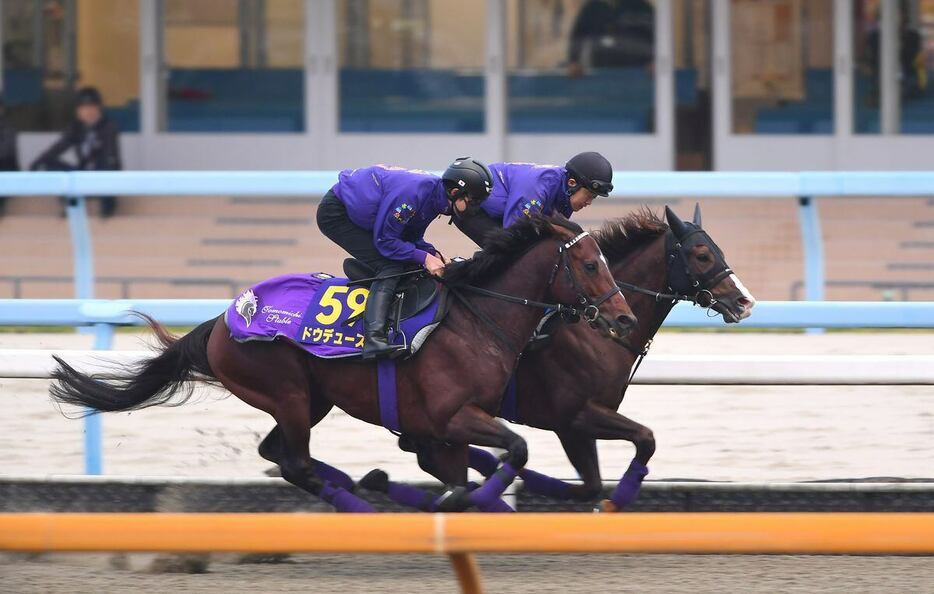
left=49, top=314, right=218, bottom=415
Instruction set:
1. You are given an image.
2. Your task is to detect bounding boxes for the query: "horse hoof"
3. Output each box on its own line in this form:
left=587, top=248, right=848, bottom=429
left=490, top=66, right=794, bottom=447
left=398, top=434, right=418, bottom=453
left=435, top=486, right=471, bottom=513
left=359, top=469, right=390, bottom=493
left=595, top=499, right=619, bottom=513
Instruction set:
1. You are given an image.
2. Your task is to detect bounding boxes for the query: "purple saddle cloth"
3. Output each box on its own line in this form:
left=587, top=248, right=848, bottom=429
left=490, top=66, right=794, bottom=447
left=225, top=272, right=444, bottom=358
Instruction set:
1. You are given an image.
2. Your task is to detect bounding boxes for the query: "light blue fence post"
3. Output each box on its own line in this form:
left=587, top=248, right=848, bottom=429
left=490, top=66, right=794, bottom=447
left=64, top=194, right=106, bottom=474
left=797, top=196, right=825, bottom=335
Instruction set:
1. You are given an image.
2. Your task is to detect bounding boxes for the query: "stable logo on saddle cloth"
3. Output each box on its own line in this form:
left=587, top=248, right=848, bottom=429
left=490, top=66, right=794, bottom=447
left=225, top=273, right=444, bottom=359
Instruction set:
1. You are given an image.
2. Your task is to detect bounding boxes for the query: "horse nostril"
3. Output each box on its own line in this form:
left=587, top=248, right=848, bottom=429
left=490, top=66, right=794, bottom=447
left=617, top=314, right=637, bottom=329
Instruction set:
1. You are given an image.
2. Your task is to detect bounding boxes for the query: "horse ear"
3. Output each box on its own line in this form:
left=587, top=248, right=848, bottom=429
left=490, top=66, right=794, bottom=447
left=665, top=206, right=689, bottom=238
left=692, top=203, right=702, bottom=228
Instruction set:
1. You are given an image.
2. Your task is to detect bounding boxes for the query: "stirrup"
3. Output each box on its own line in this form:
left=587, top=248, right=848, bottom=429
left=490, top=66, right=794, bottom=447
left=361, top=338, right=406, bottom=360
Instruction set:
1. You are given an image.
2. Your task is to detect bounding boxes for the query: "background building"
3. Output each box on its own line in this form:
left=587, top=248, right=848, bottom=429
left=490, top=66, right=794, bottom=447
left=2, top=0, right=933, bottom=171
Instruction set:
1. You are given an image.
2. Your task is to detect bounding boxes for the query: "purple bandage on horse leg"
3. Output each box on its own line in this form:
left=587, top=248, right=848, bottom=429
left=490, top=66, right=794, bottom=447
left=313, top=460, right=355, bottom=491
left=468, top=462, right=518, bottom=508
left=518, top=467, right=572, bottom=499
left=319, top=482, right=376, bottom=513
left=468, top=447, right=500, bottom=477
left=610, top=458, right=649, bottom=509
left=466, top=482, right=515, bottom=512
left=387, top=480, right=438, bottom=512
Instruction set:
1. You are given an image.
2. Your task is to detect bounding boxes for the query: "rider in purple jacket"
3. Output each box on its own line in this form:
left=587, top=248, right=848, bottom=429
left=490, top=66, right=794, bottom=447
left=318, top=158, right=494, bottom=359
left=454, top=151, right=614, bottom=246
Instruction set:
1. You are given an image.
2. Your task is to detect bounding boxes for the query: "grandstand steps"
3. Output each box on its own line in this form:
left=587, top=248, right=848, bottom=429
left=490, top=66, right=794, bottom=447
left=0, top=196, right=929, bottom=301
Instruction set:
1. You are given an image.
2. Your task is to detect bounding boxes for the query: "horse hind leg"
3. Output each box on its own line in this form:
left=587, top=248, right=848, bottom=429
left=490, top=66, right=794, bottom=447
left=208, top=333, right=370, bottom=512
left=258, top=422, right=355, bottom=491
left=272, top=391, right=374, bottom=513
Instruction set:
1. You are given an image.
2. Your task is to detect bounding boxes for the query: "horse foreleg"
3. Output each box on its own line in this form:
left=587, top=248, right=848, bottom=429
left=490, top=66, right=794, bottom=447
left=467, top=437, right=600, bottom=502
left=362, top=439, right=512, bottom=512
left=438, top=405, right=528, bottom=512
left=570, top=400, right=655, bottom=511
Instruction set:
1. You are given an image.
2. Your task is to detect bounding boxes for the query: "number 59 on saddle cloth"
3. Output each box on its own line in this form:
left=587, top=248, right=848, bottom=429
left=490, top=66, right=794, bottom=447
left=224, top=272, right=447, bottom=358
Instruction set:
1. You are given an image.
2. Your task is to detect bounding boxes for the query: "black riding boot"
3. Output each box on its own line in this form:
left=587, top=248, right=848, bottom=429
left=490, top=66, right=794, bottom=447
left=362, top=279, right=406, bottom=360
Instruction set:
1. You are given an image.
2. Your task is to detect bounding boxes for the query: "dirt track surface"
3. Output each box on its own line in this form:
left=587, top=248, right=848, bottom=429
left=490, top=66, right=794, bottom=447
left=2, top=552, right=933, bottom=593
left=3, top=332, right=934, bottom=484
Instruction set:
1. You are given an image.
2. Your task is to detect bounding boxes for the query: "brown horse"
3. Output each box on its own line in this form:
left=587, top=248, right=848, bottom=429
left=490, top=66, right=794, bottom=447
left=49, top=215, right=636, bottom=512
left=357, top=205, right=755, bottom=511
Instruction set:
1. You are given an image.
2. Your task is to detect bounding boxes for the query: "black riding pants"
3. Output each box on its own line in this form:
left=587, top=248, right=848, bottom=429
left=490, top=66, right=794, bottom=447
left=316, top=191, right=410, bottom=280
left=452, top=208, right=502, bottom=248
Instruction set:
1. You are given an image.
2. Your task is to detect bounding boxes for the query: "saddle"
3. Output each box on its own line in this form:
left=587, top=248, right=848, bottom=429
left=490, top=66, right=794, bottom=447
left=342, top=258, right=444, bottom=324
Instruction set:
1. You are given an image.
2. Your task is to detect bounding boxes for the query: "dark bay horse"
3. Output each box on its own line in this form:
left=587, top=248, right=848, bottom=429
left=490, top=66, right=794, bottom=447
left=49, top=215, right=636, bottom=512
left=362, top=205, right=755, bottom=511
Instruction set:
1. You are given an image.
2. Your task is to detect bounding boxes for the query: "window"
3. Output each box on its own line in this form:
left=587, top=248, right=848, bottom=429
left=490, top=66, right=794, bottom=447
left=1, top=0, right=140, bottom=132
left=337, top=0, right=486, bottom=133
left=161, top=0, right=304, bottom=133
left=507, top=0, right=656, bottom=133
left=854, top=0, right=934, bottom=134
left=731, top=0, right=834, bottom=134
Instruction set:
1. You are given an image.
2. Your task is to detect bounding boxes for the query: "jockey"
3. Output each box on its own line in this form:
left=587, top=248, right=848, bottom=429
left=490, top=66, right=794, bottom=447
left=318, top=158, right=494, bottom=359
left=454, top=151, right=613, bottom=246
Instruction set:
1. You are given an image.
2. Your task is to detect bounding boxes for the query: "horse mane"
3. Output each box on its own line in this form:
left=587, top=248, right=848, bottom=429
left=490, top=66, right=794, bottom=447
left=443, top=214, right=583, bottom=287
left=592, top=207, right=669, bottom=264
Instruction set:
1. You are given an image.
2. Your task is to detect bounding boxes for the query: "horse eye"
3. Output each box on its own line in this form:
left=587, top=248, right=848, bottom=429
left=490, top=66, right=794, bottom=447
left=697, top=254, right=711, bottom=263
left=585, top=261, right=598, bottom=272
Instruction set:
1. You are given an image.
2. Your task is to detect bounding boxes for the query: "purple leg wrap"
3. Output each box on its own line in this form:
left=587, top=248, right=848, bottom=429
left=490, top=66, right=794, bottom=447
left=610, top=459, right=649, bottom=509
left=518, top=468, right=572, bottom=499
left=319, top=482, right=376, bottom=513
left=469, top=448, right=571, bottom=500
left=313, top=460, right=356, bottom=491
left=468, top=462, right=518, bottom=508
left=466, top=481, right=515, bottom=512
left=387, top=481, right=438, bottom=512
left=468, top=447, right=500, bottom=477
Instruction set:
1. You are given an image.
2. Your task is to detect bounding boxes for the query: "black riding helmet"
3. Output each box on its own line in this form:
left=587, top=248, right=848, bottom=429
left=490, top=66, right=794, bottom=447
left=441, top=157, right=494, bottom=203
left=565, top=151, right=614, bottom=196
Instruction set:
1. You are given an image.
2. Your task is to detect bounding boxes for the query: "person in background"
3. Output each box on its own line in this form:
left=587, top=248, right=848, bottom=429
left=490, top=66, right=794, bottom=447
left=0, top=94, right=20, bottom=217
left=567, top=0, right=655, bottom=78
left=29, top=86, right=121, bottom=218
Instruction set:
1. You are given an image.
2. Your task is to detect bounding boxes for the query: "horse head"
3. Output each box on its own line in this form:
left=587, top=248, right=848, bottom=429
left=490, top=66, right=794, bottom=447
left=540, top=216, right=638, bottom=339
left=664, top=205, right=755, bottom=323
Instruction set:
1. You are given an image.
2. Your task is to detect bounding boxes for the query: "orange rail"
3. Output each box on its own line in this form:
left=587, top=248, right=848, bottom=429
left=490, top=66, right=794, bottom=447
left=3, top=513, right=934, bottom=555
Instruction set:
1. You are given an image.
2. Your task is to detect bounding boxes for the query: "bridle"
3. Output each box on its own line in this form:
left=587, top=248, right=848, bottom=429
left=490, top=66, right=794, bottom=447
left=615, top=227, right=732, bottom=313
left=614, top=226, right=733, bottom=380
left=448, top=231, right=625, bottom=352
left=547, top=231, right=624, bottom=324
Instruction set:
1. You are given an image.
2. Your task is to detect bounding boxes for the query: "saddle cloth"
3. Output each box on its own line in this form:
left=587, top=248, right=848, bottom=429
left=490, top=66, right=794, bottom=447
left=225, top=272, right=445, bottom=358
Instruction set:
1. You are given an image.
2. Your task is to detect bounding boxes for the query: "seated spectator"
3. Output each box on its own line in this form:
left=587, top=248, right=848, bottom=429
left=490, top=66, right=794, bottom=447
left=29, top=86, right=121, bottom=218
left=0, top=94, right=19, bottom=216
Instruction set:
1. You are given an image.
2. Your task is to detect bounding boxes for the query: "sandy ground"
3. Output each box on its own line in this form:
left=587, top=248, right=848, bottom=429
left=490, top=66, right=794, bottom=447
left=2, top=331, right=933, bottom=483
left=2, top=552, right=933, bottom=594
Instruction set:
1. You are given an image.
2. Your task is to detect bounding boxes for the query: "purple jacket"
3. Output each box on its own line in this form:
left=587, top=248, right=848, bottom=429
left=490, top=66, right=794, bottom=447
left=482, top=163, right=572, bottom=227
left=332, top=165, right=449, bottom=264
